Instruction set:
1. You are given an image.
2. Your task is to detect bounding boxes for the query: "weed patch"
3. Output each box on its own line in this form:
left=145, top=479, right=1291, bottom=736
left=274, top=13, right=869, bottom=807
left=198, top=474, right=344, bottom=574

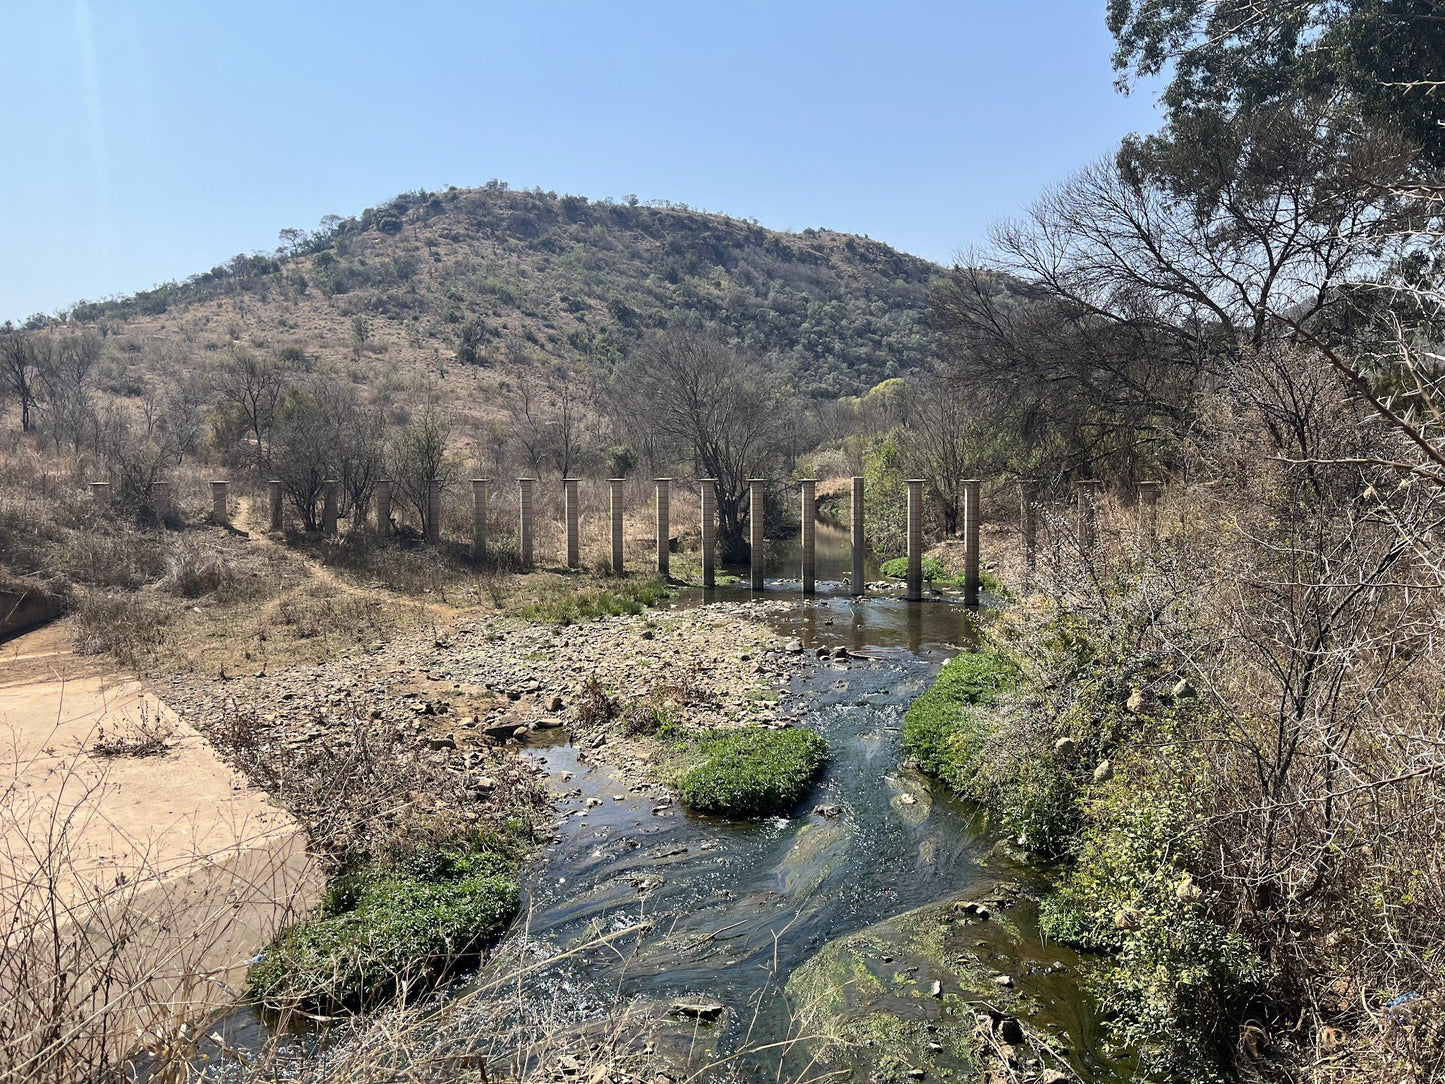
left=672, top=727, right=829, bottom=817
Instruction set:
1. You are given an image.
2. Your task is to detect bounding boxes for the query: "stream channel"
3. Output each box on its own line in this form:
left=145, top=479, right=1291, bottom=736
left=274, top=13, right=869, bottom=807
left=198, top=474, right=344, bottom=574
left=206, top=518, right=1128, bottom=1083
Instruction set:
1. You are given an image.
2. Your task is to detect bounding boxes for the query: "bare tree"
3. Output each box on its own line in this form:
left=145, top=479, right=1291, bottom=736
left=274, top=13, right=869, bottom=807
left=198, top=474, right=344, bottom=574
left=619, top=330, right=781, bottom=557
left=0, top=328, right=46, bottom=433
left=214, top=346, right=286, bottom=470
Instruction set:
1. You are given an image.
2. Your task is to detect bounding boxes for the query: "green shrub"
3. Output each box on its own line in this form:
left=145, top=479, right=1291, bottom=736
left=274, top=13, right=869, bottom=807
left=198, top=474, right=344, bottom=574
left=673, top=727, right=829, bottom=817
left=1039, top=760, right=1264, bottom=1081
left=248, top=846, right=518, bottom=1013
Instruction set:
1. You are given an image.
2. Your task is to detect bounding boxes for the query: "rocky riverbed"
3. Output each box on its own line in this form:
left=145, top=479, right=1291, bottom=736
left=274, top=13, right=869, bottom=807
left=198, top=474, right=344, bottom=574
left=163, top=600, right=819, bottom=853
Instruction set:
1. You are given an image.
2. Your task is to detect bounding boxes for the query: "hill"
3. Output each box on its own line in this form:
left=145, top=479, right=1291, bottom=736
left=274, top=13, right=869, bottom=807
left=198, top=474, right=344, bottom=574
left=60, top=184, right=941, bottom=399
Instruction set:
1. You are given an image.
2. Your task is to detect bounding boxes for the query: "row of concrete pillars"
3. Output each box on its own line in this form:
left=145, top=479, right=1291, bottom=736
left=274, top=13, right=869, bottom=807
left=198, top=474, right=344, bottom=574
left=92, top=476, right=1165, bottom=601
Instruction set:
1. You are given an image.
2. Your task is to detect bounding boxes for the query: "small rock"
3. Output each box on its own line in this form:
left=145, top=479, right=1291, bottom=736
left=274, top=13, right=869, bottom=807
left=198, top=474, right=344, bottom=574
left=546, top=694, right=564, bottom=712
left=1172, top=678, right=1197, bottom=700
left=640, top=628, right=655, bottom=640
left=670, top=996, right=725, bottom=1020
left=998, top=1017, right=1025, bottom=1044
left=929, top=979, right=943, bottom=999
left=993, top=974, right=1014, bottom=988
left=833, top=646, right=850, bottom=659
left=1126, top=687, right=1151, bottom=714
left=812, top=803, right=844, bottom=818
left=1041, top=1072, right=1069, bottom=1084
left=426, top=734, right=457, bottom=751
left=1093, top=758, right=1114, bottom=783
left=1053, top=736, right=1076, bottom=756
left=1176, top=874, right=1203, bottom=901
left=785, top=638, right=804, bottom=654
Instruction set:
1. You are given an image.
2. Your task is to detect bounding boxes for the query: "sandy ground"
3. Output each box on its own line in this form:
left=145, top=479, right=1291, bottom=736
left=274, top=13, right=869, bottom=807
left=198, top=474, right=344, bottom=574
left=0, top=622, right=323, bottom=1066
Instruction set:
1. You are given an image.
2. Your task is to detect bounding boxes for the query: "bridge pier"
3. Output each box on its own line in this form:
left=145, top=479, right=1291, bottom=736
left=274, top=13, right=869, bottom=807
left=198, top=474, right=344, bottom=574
left=609, top=479, right=625, bottom=574
left=749, top=479, right=766, bottom=592
left=700, top=479, right=716, bottom=588
left=800, top=479, right=817, bottom=595
left=962, top=478, right=981, bottom=606
left=906, top=479, right=924, bottom=602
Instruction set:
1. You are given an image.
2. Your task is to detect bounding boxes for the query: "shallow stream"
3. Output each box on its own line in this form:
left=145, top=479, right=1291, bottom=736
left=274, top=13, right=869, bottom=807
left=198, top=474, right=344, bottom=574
left=478, top=523, right=1126, bottom=1082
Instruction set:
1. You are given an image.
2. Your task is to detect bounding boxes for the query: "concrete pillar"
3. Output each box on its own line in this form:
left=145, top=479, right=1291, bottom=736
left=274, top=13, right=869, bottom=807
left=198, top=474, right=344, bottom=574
left=210, top=480, right=229, bottom=526
left=851, top=476, right=865, bottom=596
left=472, top=479, right=489, bottom=561
left=150, top=481, right=171, bottom=521
left=1076, top=480, right=1103, bottom=552
left=655, top=478, right=671, bottom=577
left=799, top=479, right=817, bottom=596
left=375, top=480, right=392, bottom=533
left=322, top=480, right=339, bottom=537
left=906, top=479, right=925, bottom=601
left=564, top=478, right=581, bottom=569
left=425, top=482, right=441, bottom=544
left=749, top=479, right=766, bottom=592
left=89, top=481, right=111, bottom=502
left=1018, top=479, right=1039, bottom=588
left=268, top=480, right=283, bottom=532
left=609, top=479, right=626, bottom=575
left=700, top=479, right=716, bottom=588
left=962, top=478, right=981, bottom=606
left=518, top=479, right=534, bottom=570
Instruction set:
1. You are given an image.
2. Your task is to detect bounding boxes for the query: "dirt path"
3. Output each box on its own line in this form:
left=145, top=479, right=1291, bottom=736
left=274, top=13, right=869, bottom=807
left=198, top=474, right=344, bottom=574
left=1, top=622, right=323, bottom=1069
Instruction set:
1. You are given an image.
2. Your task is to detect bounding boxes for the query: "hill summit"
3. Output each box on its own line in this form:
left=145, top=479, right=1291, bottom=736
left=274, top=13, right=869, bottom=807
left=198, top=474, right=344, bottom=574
left=67, top=183, right=941, bottom=398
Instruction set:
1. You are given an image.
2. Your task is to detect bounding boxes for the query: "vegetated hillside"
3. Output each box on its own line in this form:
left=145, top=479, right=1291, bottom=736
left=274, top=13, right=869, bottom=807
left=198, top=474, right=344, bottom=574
left=64, top=184, right=941, bottom=398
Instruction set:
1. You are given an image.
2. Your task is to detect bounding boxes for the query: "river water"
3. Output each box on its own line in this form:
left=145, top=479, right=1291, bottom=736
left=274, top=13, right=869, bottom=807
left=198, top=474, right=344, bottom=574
left=471, top=520, right=1125, bottom=1082
left=196, top=519, right=1124, bottom=1082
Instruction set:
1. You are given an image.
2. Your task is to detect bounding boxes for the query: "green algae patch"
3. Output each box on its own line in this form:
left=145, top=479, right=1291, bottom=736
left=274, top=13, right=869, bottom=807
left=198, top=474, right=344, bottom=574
left=248, top=847, right=518, bottom=1013
left=671, top=726, right=829, bottom=817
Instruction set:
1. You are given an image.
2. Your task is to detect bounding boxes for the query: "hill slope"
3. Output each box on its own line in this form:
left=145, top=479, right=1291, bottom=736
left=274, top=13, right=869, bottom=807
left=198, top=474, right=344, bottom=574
left=66, top=184, right=941, bottom=398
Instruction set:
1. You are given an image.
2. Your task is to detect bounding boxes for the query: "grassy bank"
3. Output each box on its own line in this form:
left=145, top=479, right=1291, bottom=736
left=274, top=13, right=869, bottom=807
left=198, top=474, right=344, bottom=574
left=902, top=631, right=1262, bottom=1081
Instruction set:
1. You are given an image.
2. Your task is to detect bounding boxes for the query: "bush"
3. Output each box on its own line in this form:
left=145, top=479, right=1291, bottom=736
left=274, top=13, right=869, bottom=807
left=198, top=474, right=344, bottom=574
left=1039, top=759, right=1264, bottom=1082
left=673, top=727, right=829, bottom=817
left=248, top=846, right=518, bottom=1013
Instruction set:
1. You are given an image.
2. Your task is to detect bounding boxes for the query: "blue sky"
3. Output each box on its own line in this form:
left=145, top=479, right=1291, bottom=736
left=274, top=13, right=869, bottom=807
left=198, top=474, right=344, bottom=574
left=0, top=2, right=1162, bottom=322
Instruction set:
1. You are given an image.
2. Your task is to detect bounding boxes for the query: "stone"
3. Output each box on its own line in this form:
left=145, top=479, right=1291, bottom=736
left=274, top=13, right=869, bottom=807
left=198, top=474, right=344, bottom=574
left=426, top=734, right=457, bottom=751
left=993, top=974, right=1014, bottom=988
left=1053, top=736, right=1076, bottom=756
left=669, top=996, right=725, bottom=1020
left=929, top=979, right=943, bottom=998
left=1041, top=1072, right=1070, bottom=1084
left=812, top=803, right=844, bottom=818
left=833, top=646, right=850, bottom=659
left=1176, top=874, right=1203, bottom=901
left=998, top=1016, right=1025, bottom=1045
left=558, top=1054, right=581, bottom=1076
left=1172, top=678, right=1197, bottom=700
left=1126, top=687, right=1150, bottom=714
left=546, top=694, right=564, bottom=712
left=1113, top=907, right=1142, bottom=930
left=1093, top=759, right=1114, bottom=783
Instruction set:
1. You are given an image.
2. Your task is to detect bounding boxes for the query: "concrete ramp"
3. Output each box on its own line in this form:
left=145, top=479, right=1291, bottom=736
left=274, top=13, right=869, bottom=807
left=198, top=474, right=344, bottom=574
left=0, top=623, right=323, bottom=1080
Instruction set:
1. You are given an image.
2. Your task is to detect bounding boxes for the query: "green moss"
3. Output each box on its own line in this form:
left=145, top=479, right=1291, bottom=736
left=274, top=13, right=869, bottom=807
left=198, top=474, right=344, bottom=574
left=513, top=576, right=674, bottom=625
left=248, top=847, right=518, bottom=1013
left=672, top=726, right=829, bottom=817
